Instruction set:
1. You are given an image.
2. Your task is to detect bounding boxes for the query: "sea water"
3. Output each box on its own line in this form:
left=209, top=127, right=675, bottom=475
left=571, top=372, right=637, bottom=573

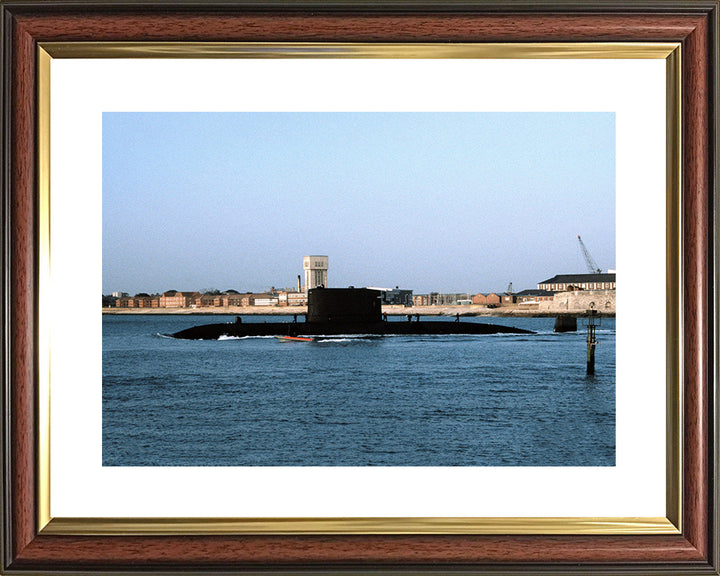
left=102, top=315, right=615, bottom=466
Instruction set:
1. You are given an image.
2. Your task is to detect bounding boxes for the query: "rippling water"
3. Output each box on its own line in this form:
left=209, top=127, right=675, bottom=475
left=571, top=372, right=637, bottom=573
left=103, top=315, right=615, bottom=466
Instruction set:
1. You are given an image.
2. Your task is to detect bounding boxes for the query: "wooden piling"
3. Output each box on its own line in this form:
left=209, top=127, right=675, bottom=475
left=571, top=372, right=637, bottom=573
left=586, top=308, right=598, bottom=375
left=554, top=316, right=577, bottom=332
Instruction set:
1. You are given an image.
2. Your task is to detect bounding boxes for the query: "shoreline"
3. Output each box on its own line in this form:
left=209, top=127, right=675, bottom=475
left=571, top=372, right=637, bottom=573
left=102, top=305, right=614, bottom=318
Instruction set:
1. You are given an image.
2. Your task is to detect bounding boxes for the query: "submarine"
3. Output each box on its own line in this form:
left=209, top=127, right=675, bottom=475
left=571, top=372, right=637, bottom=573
left=170, top=287, right=534, bottom=340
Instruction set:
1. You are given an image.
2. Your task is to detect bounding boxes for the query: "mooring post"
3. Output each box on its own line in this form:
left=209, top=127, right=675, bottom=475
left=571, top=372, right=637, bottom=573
left=554, top=315, right=577, bottom=332
left=586, top=305, right=598, bottom=375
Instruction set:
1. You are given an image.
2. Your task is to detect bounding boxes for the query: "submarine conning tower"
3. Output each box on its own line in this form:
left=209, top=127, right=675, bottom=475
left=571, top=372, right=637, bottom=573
left=307, top=287, right=382, bottom=324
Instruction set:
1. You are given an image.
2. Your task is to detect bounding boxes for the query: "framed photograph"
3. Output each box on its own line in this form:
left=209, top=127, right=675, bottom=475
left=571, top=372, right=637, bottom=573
left=1, top=1, right=717, bottom=574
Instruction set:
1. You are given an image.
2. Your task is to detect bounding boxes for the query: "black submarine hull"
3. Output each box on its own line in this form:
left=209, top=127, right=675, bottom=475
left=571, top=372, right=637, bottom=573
left=171, top=320, right=533, bottom=340
left=171, top=289, right=534, bottom=339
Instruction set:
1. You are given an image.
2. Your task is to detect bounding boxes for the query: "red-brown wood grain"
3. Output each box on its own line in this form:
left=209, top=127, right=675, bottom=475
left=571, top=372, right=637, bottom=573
left=681, top=11, right=710, bottom=560
left=4, top=4, right=716, bottom=572
left=12, top=12, right=706, bottom=43
left=10, top=16, right=38, bottom=562
left=9, top=534, right=707, bottom=567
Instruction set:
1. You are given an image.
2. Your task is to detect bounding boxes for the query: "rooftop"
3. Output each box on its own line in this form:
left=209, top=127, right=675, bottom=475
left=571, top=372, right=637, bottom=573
left=539, top=273, right=616, bottom=284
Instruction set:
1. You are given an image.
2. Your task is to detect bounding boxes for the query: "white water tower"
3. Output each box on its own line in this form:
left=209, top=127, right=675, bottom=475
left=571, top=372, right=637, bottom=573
left=303, top=255, right=328, bottom=292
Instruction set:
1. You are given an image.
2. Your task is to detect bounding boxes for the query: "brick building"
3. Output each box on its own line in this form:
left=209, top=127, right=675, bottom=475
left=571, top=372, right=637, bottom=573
left=278, top=291, right=308, bottom=306
left=160, top=290, right=200, bottom=308
left=471, top=293, right=501, bottom=305
left=115, top=294, right=159, bottom=308
left=537, top=273, right=616, bottom=292
left=514, top=289, right=554, bottom=303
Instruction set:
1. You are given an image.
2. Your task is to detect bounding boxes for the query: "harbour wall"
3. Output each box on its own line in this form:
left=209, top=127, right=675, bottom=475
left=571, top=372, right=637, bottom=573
left=538, top=289, right=616, bottom=314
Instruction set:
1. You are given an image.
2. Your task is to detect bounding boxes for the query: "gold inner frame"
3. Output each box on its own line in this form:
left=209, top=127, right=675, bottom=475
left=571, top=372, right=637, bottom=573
left=36, top=42, right=682, bottom=536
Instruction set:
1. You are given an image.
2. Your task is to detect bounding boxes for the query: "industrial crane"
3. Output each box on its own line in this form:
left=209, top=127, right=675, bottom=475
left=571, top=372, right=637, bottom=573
left=577, top=235, right=602, bottom=274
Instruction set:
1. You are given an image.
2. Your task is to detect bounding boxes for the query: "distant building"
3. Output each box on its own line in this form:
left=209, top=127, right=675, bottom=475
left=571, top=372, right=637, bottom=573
left=160, top=290, right=200, bottom=308
left=223, top=292, right=246, bottom=307
left=254, top=298, right=279, bottom=306
left=288, top=292, right=308, bottom=306
left=471, top=293, right=501, bottom=306
left=383, top=288, right=413, bottom=306
left=367, top=287, right=413, bottom=306
left=114, top=290, right=256, bottom=309
left=537, top=273, right=616, bottom=292
left=514, top=289, right=554, bottom=303
left=413, top=293, right=472, bottom=306
left=278, top=291, right=308, bottom=306
left=115, top=294, right=159, bottom=308
left=197, top=293, right=220, bottom=307
left=303, top=255, right=328, bottom=292
left=132, top=293, right=155, bottom=308
left=471, top=293, right=486, bottom=305
left=253, top=295, right=279, bottom=306
left=413, top=294, right=430, bottom=306
left=486, top=293, right=501, bottom=305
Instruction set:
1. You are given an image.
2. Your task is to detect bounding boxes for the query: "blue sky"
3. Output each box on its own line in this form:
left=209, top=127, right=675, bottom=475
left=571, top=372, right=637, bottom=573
left=103, top=112, right=615, bottom=295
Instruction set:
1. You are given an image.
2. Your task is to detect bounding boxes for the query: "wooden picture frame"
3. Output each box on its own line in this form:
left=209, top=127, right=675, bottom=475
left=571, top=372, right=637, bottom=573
left=1, top=1, right=717, bottom=573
